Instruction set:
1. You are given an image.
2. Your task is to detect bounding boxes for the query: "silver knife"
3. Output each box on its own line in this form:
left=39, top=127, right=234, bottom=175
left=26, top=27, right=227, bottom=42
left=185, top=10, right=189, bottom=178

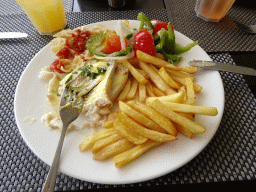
left=189, top=60, right=256, bottom=76
left=0, top=32, right=28, bottom=39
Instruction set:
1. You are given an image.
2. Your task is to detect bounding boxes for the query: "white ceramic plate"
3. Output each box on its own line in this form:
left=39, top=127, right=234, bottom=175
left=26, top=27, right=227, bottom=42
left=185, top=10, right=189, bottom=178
left=14, top=20, right=224, bottom=184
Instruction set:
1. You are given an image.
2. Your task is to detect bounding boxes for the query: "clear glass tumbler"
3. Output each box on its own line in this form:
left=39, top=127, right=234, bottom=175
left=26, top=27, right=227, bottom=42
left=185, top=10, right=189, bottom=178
left=195, top=0, right=236, bottom=22
left=15, top=0, right=67, bottom=35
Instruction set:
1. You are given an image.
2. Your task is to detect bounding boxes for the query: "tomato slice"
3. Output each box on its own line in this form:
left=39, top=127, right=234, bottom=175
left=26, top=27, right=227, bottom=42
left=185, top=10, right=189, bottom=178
left=102, top=33, right=123, bottom=54
left=134, top=29, right=156, bottom=56
left=151, top=19, right=174, bottom=34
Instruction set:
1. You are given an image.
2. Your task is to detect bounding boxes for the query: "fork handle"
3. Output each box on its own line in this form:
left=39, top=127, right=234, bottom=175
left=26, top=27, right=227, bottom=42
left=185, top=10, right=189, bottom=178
left=42, top=123, right=68, bottom=192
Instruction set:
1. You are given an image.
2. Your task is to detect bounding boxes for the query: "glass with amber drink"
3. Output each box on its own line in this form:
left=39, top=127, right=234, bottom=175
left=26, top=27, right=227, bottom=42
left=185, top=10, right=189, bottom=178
left=195, top=0, right=236, bottom=22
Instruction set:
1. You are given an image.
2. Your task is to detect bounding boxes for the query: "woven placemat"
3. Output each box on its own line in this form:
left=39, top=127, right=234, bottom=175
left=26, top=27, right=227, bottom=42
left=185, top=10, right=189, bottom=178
left=1, top=11, right=256, bottom=191
left=164, top=0, right=256, bottom=52
left=0, top=0, right=74, bottom=15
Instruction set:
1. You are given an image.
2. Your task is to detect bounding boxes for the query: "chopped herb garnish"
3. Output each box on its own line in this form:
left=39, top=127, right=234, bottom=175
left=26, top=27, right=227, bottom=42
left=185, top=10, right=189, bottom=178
left=97, top=67, right=107, bottom=75
left=65, top=75, right=73, bottom=84
left=125, top=33, right=133, bottom=40
left=79, top=63, right=108, bottom=80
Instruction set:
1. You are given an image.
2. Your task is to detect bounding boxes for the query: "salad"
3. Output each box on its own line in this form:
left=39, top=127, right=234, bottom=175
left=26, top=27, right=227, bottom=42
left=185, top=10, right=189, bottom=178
left=86, top=13, right=197, bottom=62
left=49, top=12, right=197, bottom=74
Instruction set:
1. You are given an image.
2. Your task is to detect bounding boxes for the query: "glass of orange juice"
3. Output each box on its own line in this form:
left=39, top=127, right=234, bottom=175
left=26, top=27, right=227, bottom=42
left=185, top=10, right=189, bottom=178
left=15, top=0, right=67, bottom=35
left=195, top=0, right=236, bottom=22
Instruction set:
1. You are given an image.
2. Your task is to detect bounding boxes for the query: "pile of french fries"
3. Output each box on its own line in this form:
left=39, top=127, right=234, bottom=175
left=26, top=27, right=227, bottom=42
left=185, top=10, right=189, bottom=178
left=79, top=50, right=218, bottom=168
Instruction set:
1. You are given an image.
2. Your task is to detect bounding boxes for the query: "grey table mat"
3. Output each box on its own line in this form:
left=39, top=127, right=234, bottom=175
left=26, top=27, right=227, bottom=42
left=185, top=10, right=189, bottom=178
left=0, top=0, right=74, bottom=15
left=164, top=0, right=256, bottom=52
left=1, top=11, right=256, bottom=191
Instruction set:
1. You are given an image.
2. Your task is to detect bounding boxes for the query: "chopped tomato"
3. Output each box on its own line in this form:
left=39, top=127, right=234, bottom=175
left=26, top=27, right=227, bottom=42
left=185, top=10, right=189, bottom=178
left=102, top=33, right=127, bottom=54
left=50, top=59, right=65, bottom=73
left=134, top=29, right=156, bottom=56
left=56, top=46, right=72, bottom=59
left=66, top=29, right=92, bottom=55
left=151, top=19, right=174, bottom=34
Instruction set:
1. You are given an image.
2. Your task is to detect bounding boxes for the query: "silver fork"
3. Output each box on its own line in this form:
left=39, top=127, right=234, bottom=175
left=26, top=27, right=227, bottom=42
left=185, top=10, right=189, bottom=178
left=235, top=21, right=256, bottom=34
left=42, top=88, right=82, bottom=192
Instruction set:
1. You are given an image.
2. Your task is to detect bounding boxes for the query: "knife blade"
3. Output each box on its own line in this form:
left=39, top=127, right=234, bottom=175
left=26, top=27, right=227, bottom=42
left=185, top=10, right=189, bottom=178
left=0, top=32, right=28, bottom=39
left=189, top=60, right=256, bottom=76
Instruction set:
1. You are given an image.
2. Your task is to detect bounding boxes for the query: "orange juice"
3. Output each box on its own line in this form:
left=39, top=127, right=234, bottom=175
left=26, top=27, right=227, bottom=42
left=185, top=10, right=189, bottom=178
left=15, top=0, right=67, bottom=35
left=195, top=0, right=235, bottom=22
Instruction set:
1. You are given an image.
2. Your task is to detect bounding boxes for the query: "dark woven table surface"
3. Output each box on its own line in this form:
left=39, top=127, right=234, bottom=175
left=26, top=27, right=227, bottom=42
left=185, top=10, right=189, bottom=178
left=1, top=10, right=256, bottom=191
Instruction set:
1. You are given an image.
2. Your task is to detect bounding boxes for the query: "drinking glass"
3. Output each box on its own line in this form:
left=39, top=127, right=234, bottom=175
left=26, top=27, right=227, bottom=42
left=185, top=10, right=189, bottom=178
left=15, top=0, right=67, bottom=35
left=195, top=0, right=236, bottom=22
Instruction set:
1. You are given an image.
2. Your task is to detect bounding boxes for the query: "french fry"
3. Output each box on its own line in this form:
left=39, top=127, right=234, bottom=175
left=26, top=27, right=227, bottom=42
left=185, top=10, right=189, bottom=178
left=145, top=91, right=185, bottom=107
left=165, top=68, right=195, bottom=81
left=178, top=86, right=186, bottom=93
left=139, top=61, right=176, bottom=95
left=114, top=119, right=148, bottom=145
left=139, top=83, right=147, bottom=103
left=150, top=64, right=159, bottom=73
left=103, top=120, right=114, bottom=129
left=177, top=66, right=198, bottom=74
left=79, top=128, right=118, bottom=151
left=117, top=78, right=131, bottom=101
left=173, top=113, right=194, bottom=138
left=164, top=65, right=199, bottom=73
left=158, top=67, right=180, bottom=89
left=173, top=122, right=194, bottom=139
left=114, top=140, right=160, bottom=168
left=117, top=111, right=177, bottom=142
left=145, top=83, right=156, bottom=97
left=126, top=101, right=178, bottom=136
left=127, top=57, right=140, bottom=68
left=158, top=102, right=218, bottom=116
left=169, top=74, right=202, bottom=93
left=137, top=69, right=150, bottom=79
left=184, top=77, right=195, bottom=105
left=93, top=138, right=134, bottom=160
left=151, top=100, right=206, bottom=134
left=178, top=86, right=187, bottom=100
left=122, top=60, right=148, bottom=84
left=155, top=53, right=165, bottom=60
left=127, top=78, right=139, bottom=100
left=137, top=50, right=179, bottom=69
left=136, top=50, right=198, bottom=73
left=103, top=112, right=118, bottom=128
left=119, top=101, right=167, bottom=133
left=153, top=87, right=166, bottom=96
left=193, top=83, right=202, bottom=93
left=92, top=133, right=123, bottom=154
left=109, top=65, right=129, bottom=101
left=146, top=81, right=153, bottom=90
left=177, top=112, right=195, bottom=120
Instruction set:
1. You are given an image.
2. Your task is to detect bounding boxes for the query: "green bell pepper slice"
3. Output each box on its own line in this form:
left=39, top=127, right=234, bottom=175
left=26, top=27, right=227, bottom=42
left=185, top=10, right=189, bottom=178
left=173, top=40, right=198, bottom=55
left=137, top=12, right=153, bottom=31
left=155, top=28, right=168, bottom=52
